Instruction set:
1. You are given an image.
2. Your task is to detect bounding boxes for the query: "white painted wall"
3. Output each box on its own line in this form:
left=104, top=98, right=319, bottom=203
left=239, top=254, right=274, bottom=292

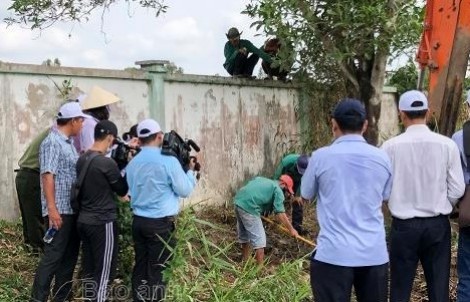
left=0, top=62, right=399, bottom=221
left=0, top=63, right=150, bottom=221
left=163, top=80, right=299, bottom=206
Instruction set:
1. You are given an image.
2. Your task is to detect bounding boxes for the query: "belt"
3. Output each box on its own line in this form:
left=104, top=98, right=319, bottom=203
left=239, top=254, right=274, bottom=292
left=134, top=215, right=176, bottom=222
left=392, top=214, right=448, bottom=221
left=14, top=167, right=40, bottom=174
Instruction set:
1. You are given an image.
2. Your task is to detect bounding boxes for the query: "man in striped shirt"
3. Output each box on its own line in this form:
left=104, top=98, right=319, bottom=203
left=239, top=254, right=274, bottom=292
left=31, top=102, right=89, bottom=302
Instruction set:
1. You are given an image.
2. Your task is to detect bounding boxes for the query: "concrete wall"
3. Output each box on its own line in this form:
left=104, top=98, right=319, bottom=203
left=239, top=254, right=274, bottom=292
left=162, top=75, right=298, bottom=206
left=0, top=60, right=399, bottom=221
left=0, top=61, right=300, bottom=221
left=378, top=86, right=400, bottom=145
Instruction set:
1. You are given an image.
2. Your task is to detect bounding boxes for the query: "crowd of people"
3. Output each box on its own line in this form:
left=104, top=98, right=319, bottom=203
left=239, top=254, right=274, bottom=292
left=232, top=91, right=470, bottom=302
left=14, top=73, right=470, bottom=301
left=16, top=86, right=198, bottom=302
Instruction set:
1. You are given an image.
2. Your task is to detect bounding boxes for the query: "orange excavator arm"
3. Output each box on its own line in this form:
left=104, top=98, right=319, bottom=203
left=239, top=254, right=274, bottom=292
left=416, top=0, right=470, bottom=136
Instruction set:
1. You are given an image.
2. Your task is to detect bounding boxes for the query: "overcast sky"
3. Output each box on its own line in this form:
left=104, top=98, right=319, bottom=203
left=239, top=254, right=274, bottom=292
left=0, top=1, right=267, bottom=76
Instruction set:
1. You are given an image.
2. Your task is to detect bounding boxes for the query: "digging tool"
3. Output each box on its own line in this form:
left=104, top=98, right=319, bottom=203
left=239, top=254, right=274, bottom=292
left=261, top=216, right=316, bottom=247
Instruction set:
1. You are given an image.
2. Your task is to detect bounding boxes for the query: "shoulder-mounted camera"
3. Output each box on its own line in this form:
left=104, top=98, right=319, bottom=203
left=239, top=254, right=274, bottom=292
left=111, top=138, right=141, bottom=170
left=162, top=130, right=201, bottom=176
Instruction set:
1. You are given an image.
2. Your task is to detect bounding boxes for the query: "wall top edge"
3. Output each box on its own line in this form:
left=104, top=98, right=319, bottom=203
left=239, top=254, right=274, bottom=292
left=163, top=73, right=302, bottom=89
left=0, top=61, right=149, bottom=81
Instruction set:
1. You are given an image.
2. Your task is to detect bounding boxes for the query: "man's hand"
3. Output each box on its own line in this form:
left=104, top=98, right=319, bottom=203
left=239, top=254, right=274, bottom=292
left=42, top=173, right=62, bottom=228
left=119, top=194, right=131, bottom=202
left=188, top=156, right=197, bottom=171
left=239, top=47, right=248, bottom=55
left=292, top=197, right=304, bottom=206
left=128, top=137, right=140, bottom=149
left=48, top=207, right=63, bottom=229
left=289, top=227, right=299, bottom=238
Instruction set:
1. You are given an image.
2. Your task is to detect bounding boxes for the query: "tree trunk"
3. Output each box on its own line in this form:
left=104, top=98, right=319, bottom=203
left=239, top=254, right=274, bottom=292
left=363, top=50, right=388, bottom=146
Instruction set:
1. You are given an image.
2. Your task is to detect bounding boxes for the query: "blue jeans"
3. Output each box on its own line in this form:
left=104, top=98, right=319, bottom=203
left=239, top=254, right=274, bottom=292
left=458, top=227, right=470, bottom=302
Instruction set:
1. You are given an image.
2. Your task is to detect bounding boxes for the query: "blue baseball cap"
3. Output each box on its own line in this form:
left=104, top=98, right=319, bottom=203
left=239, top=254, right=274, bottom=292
left=332, top=98, right=366, bottom=122
left=296, top=155, right=309, bottom=175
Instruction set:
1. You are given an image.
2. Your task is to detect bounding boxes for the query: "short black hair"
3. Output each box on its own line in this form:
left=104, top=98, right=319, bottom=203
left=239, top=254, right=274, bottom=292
left=94, top=130, right=110, bottom=141
left=85, top=106, right=109, bottom=121
left=56, top=118, right=72, bottom=126
left=403, top=109, right=428, bottom=120
left=139, top=133, right=157, bottom=145
left=334, top=110, right=365, bottom=132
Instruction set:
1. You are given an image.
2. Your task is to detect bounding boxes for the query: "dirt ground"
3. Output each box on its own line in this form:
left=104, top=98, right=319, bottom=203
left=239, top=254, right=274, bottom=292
left=198, top=202, right=459, bottom=302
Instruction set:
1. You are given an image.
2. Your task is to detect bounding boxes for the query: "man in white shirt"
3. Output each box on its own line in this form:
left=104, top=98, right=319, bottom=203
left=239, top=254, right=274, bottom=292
left=382, top=90, right=465, bottom=302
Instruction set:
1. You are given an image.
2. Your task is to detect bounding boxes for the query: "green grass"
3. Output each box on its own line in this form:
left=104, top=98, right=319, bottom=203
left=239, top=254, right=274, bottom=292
left=0, top=220, right=39, bottom=301
left=0, top=207, right=311, bottom=301
left=165, top=209, right=311, bottom=301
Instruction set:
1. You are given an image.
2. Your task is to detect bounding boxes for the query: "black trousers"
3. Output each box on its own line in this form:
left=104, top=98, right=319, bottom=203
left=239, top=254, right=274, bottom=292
left=30, top=214, right=80, bottom=302
left=310, top=259, right=388, bottom=302
left=261, top=60, right=288, bottom=80
left=132, top=215, right=176, bottom=302
left=15, top=169, right=45, bottom=251
left=390, top=215, right=451, bottom=302
left=226, top=53, right=260, bottom=76
left=78, top=221, right=118, bottom=302
left=292, top=203, right=304, bottom=233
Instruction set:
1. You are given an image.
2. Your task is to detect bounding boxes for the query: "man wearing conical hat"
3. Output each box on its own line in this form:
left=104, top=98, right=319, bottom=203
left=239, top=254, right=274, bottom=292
left=74, top=86, right=120, bottom=153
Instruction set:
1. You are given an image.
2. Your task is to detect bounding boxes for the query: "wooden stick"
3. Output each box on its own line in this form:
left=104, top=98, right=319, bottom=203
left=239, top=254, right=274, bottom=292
left=261, top=216, right=316, bottom=247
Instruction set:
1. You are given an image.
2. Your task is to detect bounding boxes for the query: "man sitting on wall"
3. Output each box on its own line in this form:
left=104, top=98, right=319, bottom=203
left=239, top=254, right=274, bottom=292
left=261, top=37, right=292, bottom=81
left=223, top=27, right=273, bottom=78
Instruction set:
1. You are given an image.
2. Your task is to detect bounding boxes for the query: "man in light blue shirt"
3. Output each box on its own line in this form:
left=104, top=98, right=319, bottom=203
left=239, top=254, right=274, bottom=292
left=126, top=119, right=197, bottom=302
left=301, top=99, right=392, bottom=302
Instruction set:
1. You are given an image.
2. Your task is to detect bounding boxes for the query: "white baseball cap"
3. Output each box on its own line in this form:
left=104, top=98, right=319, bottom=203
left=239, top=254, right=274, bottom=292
left=399, top=90, right=428, bottom=111
left=137, top=119, right=163, bottom=138
left=57, top=102, right=90, bottom=119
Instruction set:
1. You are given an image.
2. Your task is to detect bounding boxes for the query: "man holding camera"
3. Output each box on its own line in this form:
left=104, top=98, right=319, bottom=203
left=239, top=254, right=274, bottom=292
left=76, top=120, right=129, bottom=302
left=126, top=119, right=197, bottom=302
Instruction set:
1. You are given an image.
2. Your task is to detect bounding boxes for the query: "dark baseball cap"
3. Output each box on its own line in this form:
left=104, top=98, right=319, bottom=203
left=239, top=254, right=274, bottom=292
left=296, top=155, right=309, bottom=175
left=95, top=120, right=118, bottom=138
left=332, top=98, right=366, bottom=122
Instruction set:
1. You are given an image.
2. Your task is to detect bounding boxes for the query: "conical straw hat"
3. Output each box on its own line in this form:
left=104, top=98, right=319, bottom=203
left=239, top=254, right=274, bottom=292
left=81, top=86, right=120, bottom=110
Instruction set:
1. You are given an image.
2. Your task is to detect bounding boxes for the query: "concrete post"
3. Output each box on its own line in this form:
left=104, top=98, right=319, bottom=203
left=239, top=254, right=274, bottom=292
left=135, top=60, right=169, bottom=126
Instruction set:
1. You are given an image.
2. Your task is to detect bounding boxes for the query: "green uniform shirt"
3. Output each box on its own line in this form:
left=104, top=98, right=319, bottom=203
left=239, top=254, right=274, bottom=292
left=18, top=129, right=50, bottom=171
left=223, top=39, right=273, bottom=71
left=234, top=176, right=285, bottom=216
left=273, top=153, right=302, bottom=196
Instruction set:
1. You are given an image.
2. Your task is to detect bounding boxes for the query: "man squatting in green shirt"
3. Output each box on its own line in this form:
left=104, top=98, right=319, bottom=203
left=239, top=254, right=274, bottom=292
left=223, top=27, right=273, bottom=78
left=273, top=153, right=310, bottom=235
left=234, top=175, right=299, bottom=264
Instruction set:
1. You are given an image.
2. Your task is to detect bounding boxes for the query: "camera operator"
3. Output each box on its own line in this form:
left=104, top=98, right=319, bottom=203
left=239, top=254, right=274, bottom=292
left=126, top=119, right=197, bottom=302
left=75, top=120, right=128, bottom=302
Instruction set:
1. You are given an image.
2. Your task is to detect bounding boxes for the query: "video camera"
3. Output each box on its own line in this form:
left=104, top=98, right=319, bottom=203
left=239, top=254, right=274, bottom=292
left=162, top=130, right=201, bottom=176
left=111, top=138, right=141, bottom=170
